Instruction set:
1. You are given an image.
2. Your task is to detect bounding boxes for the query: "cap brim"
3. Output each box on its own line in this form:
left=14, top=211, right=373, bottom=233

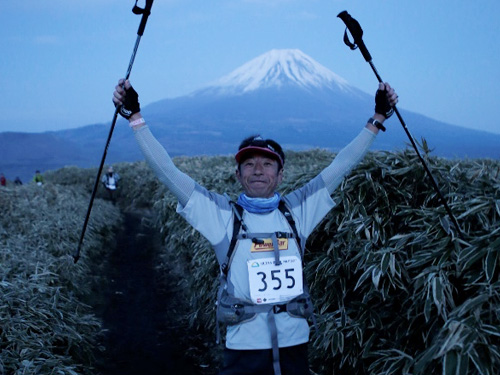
left=235, top=146, right=284, bottom=167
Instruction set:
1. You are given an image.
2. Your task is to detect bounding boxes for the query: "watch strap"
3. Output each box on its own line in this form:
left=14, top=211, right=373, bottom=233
left=368, top=117, right=386, bottom=132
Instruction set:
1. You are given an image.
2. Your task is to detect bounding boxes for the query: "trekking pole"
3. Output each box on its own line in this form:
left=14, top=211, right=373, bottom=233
left=337, top=10, right=463, bottom=238
left=74, top=0, right=155, bottom=263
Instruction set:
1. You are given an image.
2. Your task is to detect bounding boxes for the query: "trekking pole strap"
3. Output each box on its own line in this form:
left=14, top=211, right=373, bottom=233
left=337, top=10, right=372, bottom=62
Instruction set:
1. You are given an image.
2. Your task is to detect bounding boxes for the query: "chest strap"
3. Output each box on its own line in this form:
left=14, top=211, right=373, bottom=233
left=236, top=231, right=295, bottom=266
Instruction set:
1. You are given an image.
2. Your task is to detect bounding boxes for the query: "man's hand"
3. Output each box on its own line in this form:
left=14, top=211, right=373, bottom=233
left=375, top=82, right=398, bottom=119
left=113, top=79, right=141, bottom=119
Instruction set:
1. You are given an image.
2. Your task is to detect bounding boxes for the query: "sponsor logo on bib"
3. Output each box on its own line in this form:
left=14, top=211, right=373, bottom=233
left=250, top=238, right=288, bottom=252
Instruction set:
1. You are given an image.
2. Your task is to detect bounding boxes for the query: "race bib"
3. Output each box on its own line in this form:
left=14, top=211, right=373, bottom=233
left=247, top=256, right=303, bottom=304
left=107, top=177, right=116, bottom=190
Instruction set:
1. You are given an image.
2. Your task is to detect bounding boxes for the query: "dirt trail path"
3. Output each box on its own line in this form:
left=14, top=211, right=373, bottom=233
left=93, top=211, right=203, bottom=375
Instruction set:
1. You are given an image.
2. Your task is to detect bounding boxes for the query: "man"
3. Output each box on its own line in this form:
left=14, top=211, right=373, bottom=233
left=101, top=166, right=120, bottom=201
left=113, top=78, right=397, bottom=375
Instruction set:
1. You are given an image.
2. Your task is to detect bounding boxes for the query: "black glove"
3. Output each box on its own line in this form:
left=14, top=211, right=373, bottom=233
left=375, top=88, right=394, bottom=119
left=117, top=86, right=141, bottom=119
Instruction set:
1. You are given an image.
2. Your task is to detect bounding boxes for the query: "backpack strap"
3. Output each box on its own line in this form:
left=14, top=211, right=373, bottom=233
left=278, top=200, right=318, bottom=330
left=278, top=200, right=303, bottom=256
left=220, top=200, right=245, bottom=277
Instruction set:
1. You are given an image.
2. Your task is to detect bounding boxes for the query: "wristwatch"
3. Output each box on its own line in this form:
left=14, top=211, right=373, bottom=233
left=368, top=117, right=386, bottom=132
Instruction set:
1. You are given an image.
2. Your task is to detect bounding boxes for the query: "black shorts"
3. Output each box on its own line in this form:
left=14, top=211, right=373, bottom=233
left=218, top=343, right=309, bottom=375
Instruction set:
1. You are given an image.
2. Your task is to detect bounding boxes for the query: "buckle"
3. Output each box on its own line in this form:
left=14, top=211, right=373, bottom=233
left=273, top=304, right=287, bottom=314
left=221, top=263, right=228, bottom=274
left=275, top=231, right=292, bottom=239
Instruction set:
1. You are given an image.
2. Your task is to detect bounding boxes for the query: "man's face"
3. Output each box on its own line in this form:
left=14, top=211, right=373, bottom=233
left=236, top=154, right=283, bottom=198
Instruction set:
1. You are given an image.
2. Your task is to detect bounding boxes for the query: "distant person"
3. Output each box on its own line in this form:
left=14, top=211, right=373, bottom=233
left=0, top=173, right=6, bottom=187
left=101, top=166, right=120, bottom=201
left=33, top=170, right=44, bottom=186
left=113, top=78, right=397, bottom=375
left=14, top=177, right=22, bottom=186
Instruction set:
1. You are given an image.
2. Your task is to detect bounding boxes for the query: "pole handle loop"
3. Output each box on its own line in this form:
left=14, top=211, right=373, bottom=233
left=133, top=0, right=154, bottom=36
left=337, top=10, right=372, bottom=62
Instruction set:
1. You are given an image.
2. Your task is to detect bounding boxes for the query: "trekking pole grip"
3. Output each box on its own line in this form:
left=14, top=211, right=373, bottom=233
left=133, top=0, right=154, bottom=36
left=337, top=11, right=372, bottom=62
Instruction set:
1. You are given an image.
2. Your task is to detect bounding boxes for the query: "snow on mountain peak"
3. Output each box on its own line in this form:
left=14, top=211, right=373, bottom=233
left=206, top=49, right=351, bottom=94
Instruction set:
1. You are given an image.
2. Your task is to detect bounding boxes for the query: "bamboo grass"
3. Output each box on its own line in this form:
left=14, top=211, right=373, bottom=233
left=1, top=181, right=121, bottom=374
left=148, top=149, right=500, bottom=375
left=3, top=147, right=499, bottom=375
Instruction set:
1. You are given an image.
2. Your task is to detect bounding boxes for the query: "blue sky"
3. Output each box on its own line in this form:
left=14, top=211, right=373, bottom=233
left=1, top=0, right=499, bottom=134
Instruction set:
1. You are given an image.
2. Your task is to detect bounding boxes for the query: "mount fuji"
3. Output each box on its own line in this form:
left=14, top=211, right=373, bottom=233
left=136, top=48, right=499, bottom=159
left=142, top=48, right=375, bottom=154
left=1, top=49, right=499, bottom=182
left=196, top=49, right=356, bottom=95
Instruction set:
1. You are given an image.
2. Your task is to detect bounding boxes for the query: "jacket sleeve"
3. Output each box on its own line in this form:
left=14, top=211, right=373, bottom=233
left=320, top=127, right=376, bottom=194
left=133, top=125, right=196, bottom=207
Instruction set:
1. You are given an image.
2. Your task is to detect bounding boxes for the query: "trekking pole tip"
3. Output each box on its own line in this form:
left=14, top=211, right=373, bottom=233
left=73, top=242, right=82, bottom=264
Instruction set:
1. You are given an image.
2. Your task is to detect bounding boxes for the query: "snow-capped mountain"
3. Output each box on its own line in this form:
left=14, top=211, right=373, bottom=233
left=195, top=49, right=359, bottom=96
left=3, top=49, right=499, bottom=182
